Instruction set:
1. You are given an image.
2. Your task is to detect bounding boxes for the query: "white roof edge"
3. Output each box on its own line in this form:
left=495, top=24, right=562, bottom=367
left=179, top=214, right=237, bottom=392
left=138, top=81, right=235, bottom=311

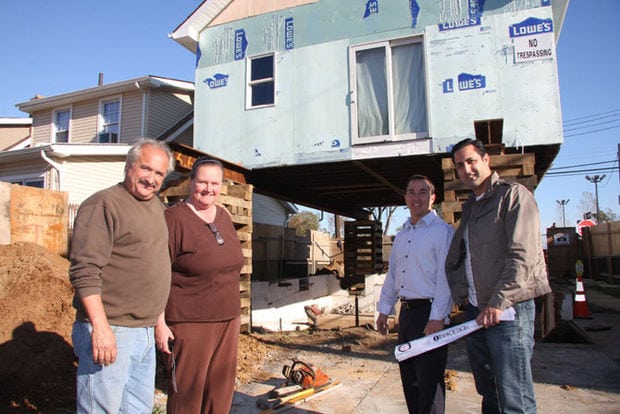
left=16, top=76, right=194, bottom=113
left=0, top=117, right=32, bottom=125
left=170, top=0, right=234, bottom=53
left=0, top=144, right=131, bottom=161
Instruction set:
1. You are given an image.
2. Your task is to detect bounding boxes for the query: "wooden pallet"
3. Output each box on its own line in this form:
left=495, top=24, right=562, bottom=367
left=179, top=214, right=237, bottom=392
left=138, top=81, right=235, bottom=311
left=441, top=153, right=538, bottom=225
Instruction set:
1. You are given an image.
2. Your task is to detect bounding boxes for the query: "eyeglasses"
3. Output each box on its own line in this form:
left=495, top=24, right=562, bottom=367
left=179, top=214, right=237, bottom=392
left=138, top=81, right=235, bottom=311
left=207, top=222, right=225, bottom=245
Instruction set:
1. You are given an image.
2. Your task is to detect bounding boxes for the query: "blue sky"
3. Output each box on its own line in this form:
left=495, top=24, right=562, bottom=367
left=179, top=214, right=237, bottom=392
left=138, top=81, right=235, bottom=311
left=1, top=1, right=618, bottom=235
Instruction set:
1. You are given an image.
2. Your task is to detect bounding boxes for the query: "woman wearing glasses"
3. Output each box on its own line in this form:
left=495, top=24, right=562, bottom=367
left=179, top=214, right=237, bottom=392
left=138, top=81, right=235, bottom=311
left=156, top=157, right=244, bottom=414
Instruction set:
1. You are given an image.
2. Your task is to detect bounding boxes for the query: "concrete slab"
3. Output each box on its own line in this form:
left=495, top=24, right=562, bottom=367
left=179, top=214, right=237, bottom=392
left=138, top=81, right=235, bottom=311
left=231, top=311, right=620, bottom=413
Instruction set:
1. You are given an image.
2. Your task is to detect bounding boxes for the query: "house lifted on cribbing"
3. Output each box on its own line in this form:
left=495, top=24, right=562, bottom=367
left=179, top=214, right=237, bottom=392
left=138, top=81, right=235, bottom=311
left=171, top=0, right=569, bottom=286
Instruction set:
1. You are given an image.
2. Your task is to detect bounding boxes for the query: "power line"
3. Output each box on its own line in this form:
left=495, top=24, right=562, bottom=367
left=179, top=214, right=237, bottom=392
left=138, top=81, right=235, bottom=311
left=548, top=160, right=616, bottom=171
left=564, top=123, right=620, bottom=138
left=561, top=108, right=620, bottom=138
left=545, top=167, right=618, bottom=177
left=562, top=108, right=620, bottom=124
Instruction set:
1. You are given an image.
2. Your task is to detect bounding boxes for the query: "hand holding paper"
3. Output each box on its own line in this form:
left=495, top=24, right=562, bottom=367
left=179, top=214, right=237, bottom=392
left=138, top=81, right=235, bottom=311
left=394, top=307, right=515, bottom=362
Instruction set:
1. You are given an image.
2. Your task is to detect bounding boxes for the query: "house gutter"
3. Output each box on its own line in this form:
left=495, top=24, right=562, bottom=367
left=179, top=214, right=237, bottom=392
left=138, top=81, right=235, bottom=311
left=40, top=149, right=63, bottom=190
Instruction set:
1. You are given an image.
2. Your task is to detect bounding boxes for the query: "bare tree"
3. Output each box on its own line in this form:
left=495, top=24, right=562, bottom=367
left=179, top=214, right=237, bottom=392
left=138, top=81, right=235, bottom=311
left=371, top=206, right=401, bottom=235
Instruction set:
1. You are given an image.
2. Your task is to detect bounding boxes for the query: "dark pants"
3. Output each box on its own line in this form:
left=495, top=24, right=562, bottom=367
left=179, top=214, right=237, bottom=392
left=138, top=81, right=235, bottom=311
left=166, top=317, right=240, bottom=414
left=398, top=301, right=447, bottom=414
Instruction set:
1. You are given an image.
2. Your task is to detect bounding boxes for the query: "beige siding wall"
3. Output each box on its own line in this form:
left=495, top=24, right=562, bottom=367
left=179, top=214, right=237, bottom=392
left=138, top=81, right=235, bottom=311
left=71, top=99, right=99, bottom=143
left=28, top=85, right=191, bottom=146
left=0, top=125, right=31, bottom=150
left=0, top=159, right=48, bottom=184
left=60, top=156, right=127, bottom=204
left=120, top=90, right=143, bottom=144
left=31, top=109, right=53, bottom=145
left=146, top=89, right=192, bottom=139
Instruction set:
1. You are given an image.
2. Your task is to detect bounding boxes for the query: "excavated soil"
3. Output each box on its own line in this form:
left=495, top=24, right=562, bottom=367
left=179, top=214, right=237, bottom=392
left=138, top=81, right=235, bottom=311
left=0, top=242, right=378, bottom=413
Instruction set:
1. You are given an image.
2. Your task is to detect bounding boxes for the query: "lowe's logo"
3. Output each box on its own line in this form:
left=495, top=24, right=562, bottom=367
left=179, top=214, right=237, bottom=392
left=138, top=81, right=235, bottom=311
left=458, top=73, right=486, bottom=91
left=509, top=17, right=553, bottom=38
left=363, top=0, right=379, bottom=18
left=204, top=73, right=229, bottom=89
left=285, top=17, right=294, bottom=50
left=234, top=29, right=248, bottom=60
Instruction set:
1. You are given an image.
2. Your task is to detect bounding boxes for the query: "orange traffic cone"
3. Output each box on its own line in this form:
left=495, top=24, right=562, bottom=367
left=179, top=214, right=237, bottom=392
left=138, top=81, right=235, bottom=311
left=573, top=276, right=592, bottom=319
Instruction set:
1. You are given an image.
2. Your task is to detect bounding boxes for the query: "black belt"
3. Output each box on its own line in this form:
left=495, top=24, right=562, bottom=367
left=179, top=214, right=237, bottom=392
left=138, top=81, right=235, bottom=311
left=400, top=298, right=433, bottom=310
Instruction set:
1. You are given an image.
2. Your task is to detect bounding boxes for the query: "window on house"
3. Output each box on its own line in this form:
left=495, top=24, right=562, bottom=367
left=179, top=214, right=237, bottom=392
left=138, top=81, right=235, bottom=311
left=247, top=54, right=275, bottom=108
left=350, top=37, right=428, bottom=144
left=11, top=178, right=44, bottom=188
left=53, top=109, right=70, bottom=143
left=99, top=99, right=120, bottom=143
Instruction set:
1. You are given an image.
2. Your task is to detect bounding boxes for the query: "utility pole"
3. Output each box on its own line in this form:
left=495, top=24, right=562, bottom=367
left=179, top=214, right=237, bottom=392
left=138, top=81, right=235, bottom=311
left=556, top=199, right=569, bottom=227
left=585, top=175, right=606, bottom=222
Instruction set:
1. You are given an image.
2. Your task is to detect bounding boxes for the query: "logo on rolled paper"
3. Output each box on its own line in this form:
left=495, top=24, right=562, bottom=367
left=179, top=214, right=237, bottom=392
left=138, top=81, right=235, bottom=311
left=396, top=342, right=412, bottom=352
left=432, top=325, right=471, bottom=342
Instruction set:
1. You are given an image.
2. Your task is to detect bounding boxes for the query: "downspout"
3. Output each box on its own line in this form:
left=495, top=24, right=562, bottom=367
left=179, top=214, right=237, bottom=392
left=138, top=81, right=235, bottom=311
left=135, top=81, right=147, bottom=137
left=40, top=150, right=63, bottom=190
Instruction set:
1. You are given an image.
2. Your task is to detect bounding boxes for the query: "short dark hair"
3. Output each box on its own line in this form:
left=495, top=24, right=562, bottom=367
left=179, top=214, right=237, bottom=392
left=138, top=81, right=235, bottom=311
left=190, top=157, right=224, bottom=179
left=405, top=174, right=435, bottom=194
left=450, top=138, right=487, bottom=163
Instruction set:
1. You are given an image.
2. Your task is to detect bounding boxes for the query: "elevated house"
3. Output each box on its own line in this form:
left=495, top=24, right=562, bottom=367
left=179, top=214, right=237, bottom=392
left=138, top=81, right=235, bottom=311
left=171, top=0, right=569, bottom=224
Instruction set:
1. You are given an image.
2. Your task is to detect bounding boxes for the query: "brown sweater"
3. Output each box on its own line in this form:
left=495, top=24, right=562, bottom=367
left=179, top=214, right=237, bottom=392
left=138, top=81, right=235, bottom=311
left=69, top=184, right=171, bottom=327
left=164, top=202, right=244, bottom=322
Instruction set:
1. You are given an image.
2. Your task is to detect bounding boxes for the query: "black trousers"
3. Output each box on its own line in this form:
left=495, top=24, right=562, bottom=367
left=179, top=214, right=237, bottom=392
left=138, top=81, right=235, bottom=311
left=398, top=301, right=447, bottom=414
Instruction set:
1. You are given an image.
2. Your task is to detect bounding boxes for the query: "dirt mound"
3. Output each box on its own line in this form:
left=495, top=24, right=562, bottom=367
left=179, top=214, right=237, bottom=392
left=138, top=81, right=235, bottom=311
left=0, top=242, right=75, bottom=412
left=0, top=242, right=278, bottom=412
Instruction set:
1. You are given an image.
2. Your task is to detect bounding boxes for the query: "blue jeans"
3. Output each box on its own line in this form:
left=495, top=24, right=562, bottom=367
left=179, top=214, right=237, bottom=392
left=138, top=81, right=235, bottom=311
left=72, top=322, right=156, bottom=413
left=465, top=300, right=537, bottom=414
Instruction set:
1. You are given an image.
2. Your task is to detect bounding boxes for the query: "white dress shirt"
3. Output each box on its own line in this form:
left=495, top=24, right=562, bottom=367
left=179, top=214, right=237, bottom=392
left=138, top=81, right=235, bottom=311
left=377, top=210, right=454, bottom=322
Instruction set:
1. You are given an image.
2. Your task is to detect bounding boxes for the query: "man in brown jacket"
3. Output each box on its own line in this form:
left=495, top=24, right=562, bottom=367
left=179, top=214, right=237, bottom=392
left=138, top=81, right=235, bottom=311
left=445, top=138, right=551, bottom=414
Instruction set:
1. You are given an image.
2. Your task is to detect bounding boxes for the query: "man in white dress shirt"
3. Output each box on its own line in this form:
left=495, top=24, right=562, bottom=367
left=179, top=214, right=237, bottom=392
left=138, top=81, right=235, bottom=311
left=376, top=174, right=454, bottom=414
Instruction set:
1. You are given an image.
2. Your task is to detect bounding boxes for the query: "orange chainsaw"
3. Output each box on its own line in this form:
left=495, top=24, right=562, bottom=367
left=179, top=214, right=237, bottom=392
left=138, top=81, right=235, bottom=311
left=281, top=359, right=330, bottom=389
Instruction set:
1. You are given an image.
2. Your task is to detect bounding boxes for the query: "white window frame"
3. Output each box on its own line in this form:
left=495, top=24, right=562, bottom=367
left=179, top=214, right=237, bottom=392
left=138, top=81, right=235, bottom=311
left=246, top=53, right=276, bottom=109
left=98, top=97, right=122, bottom=143
left=52, top=107, right=71, bottom=143
left=349, top=36, right=429, bottom=145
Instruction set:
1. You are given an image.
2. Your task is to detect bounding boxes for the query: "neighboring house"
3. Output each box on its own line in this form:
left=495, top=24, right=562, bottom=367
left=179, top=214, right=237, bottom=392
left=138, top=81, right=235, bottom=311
left=0, top=76, right=194, bottom=204
left=171, top=0, right=569, bottom=219
left=0, top=117, right=31, bottom=151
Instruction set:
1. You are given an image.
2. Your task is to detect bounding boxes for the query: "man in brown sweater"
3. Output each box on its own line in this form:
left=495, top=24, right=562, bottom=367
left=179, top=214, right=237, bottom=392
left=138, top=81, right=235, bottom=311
left=69, top=138, right=174, bottom=413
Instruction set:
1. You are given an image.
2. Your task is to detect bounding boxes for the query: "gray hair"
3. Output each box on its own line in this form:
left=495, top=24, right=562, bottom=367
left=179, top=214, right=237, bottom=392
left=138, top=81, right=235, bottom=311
left=125, top=138, right=175, bottom=174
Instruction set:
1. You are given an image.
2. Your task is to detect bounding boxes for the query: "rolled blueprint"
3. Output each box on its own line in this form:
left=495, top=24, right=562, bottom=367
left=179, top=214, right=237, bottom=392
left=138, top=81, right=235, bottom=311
left=394, top=307, right=515, bottom=362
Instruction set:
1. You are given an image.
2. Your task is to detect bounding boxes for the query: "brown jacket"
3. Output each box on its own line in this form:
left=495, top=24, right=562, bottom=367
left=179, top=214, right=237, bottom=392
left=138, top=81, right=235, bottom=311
left=445, top=172, right=551, bottom=310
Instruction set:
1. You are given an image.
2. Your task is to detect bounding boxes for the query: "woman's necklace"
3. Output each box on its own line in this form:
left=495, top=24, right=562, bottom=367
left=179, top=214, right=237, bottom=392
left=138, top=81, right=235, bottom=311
left=186, top=199, right=216, bottom=223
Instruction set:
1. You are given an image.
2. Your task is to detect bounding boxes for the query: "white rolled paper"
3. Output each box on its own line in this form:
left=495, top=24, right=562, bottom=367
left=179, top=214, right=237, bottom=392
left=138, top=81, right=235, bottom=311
left=394, top=307, right=515, bottom=362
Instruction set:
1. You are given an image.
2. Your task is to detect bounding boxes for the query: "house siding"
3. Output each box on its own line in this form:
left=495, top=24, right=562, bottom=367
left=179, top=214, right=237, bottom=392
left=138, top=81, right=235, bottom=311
left=146, top=89, right=193, bottom=139
left=70, top=99, right=99, bottom=143
left=120, top=90, right=143, bottom=143
left=253, top=193, right=290, bottom=226
left=0, top=159, right=48, bottom=184
left=0, top=125, right=31, bottom=150
left=60, top=156, right=127, bottom=204
left=31, top=110, right=53, bottom=145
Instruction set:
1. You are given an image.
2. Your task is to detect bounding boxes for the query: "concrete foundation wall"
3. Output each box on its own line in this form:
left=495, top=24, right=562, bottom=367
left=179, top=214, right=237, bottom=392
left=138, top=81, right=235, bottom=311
left=251, top=272, right=387, bottom=331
